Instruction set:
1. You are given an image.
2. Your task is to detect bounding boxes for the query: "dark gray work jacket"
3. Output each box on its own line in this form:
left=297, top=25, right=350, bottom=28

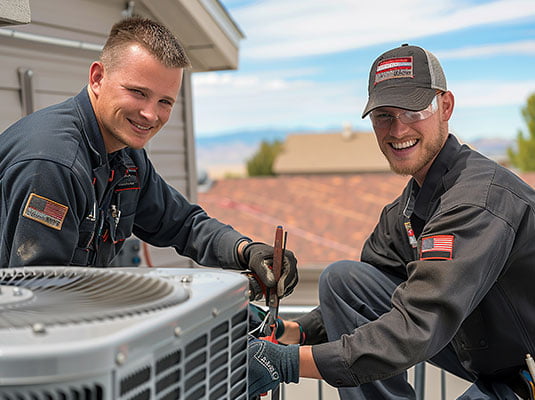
left=0, top=88, right=246, bottom=268
left=301, top=135, right=535, bottom=387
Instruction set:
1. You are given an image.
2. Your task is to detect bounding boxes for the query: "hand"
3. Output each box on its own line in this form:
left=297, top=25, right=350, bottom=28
left=242, top=242, right=298, bottom=298
left=248, top=337, right=300, bottom=397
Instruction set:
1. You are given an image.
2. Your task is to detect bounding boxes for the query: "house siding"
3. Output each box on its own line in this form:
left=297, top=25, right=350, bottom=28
left=0, top=0, right=196, bottom=267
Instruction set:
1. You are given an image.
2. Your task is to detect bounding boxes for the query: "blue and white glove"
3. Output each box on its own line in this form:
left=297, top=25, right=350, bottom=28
left=248, top=338, right=300, bottom=397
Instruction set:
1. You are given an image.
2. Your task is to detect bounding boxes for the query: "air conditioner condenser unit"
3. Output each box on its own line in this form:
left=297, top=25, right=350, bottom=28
left=0, top=267, right=250, bottom=400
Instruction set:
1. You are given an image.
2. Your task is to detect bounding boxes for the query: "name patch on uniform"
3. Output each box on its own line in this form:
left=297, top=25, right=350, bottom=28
left=375, top=57, right=413, bottom=85
left=115, top=167, right=140, bottom=192
left=23, top=193, right=68, bottom=230
left=420, top=235, right=454, bottom=260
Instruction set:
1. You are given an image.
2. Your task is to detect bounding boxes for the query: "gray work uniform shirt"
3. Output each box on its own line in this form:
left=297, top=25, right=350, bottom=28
left=299, top=135, right=535, bottom=387
left=0, top=88, right=247, bottom=268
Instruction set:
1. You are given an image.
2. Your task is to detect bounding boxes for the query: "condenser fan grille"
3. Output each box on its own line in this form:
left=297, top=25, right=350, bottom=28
left=0, top=267, right=189, bottom=329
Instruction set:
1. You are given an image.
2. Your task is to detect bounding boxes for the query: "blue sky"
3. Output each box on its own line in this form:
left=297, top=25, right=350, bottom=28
left=192, top=0, right=535, bottom=143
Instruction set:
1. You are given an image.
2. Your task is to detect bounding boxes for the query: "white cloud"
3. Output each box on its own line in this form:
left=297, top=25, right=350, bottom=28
left=195, top=1, right=535, bottom=138
left=436, top=40, right=535, bottom=59
left=192, top=71, right=534, bottom=135
left=231, top=0, right=535, bottom=60
left=192, top=72, right=366, bottom=134
left=452, top=80, right=535, bottom=107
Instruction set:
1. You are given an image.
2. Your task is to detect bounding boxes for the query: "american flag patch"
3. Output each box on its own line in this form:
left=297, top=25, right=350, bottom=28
left=420, top=235, right=454, bottom=260
left=23, top=193, right=68, bottom=230
left=375, top=56, right=413, bottom=84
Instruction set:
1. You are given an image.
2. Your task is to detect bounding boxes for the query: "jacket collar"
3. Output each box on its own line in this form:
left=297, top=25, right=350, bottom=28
left=74, top=87, right=108, bottom=168
left=411, top=134, right=462, bottom=221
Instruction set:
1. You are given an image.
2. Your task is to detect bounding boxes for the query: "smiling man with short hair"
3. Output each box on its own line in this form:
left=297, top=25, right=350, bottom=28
left=0, top=17, right=298, bottom=302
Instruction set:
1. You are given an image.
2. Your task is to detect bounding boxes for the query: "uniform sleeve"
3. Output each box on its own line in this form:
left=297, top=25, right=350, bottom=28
left=0, top=160, right=89, bottom=267
left=294, top=307, right=328, bottom=345
left=312, top=204, right=517, bottom=387
left=131, top=152, right=248, bottom=269
left=361, top=205, right=410, bottom=281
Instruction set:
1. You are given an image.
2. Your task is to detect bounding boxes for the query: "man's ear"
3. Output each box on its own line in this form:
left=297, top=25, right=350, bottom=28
left=88, top=61, right=105, bottom=96
left=440, top=91, right=455, bottom=121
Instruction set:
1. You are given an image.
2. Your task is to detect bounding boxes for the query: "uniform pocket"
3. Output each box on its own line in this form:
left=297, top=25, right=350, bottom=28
left=72, top=217, right=96, bottom=265
left=455, top=308, right=489, bottom=351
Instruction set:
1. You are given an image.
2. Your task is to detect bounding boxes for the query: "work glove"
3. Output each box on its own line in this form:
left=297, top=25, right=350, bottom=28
left=248, top=337, right=300, bottom=398
left=242, top=242, right=298, bottom=298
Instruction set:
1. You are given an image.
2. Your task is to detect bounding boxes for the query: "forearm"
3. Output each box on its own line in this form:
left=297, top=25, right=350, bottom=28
left=278, top=320, right=301, bottom=344
left=299, top=345, right=323, bottom=379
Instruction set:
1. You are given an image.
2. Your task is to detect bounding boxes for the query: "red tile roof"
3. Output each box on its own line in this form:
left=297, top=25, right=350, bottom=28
left=198, top=173, right=408, bottom=268
left=198, top=171, right=535, bottom=269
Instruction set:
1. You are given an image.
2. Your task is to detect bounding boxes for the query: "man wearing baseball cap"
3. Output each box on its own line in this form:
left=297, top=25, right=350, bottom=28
left=248, top=44, right=535, bottom=399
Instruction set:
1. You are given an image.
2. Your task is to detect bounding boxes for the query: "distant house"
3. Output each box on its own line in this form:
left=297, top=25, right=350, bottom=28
left=273, top=127, right=390, bottom=175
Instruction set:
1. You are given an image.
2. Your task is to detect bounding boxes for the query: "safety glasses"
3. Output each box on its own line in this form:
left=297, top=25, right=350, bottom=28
left=370, top=94, right=441, bottom=131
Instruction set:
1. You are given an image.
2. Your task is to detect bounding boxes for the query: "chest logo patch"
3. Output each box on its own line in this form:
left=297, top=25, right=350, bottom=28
left=23, top=193, right=68, bottom=230
left=115, top=167, right=140, bottom=192
left=420, top=234, right=454, bottom=261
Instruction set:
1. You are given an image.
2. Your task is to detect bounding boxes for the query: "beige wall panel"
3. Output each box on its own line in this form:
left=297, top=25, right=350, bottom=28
left=1, top=0, right=196, bottom=269
left=148, top=115, right=186, bottom=153
left=7, top=1, right=158, bottom=51
left=162, top=177, right=189, bottom=196
left=17, top=0, right=124, bottom=41
left=149, top=152, right=187, bottom=178
left=0, top=43, right=92, bottom=93
left=142, top=245, right=196, bottom=268
left=148, top=130, right=184, bottom=153
left=0, top=90, right=23, bottom=132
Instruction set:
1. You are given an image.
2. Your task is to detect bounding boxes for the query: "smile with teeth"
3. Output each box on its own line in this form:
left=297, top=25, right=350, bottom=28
left=390, top=139, right=418, bottom=150
left=130, top=120, right=152, bottom=131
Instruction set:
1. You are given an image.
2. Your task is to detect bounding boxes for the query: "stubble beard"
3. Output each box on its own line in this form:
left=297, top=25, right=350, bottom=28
left=386, top=121, right=449, bottom=178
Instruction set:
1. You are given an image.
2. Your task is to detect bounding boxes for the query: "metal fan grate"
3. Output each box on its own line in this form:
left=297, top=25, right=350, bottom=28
left=0, top=267, right=189, bottom=329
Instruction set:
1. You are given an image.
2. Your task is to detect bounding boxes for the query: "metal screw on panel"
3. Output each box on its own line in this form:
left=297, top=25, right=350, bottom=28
left=32, top=323, right=46, bottom=335
left=212, top=308, right=219, bottom=317
left=180, top=275, right=192, bottom=283
left=174, top=327, right=182, bottom=337
left=116, top=352, right=126, bottom=365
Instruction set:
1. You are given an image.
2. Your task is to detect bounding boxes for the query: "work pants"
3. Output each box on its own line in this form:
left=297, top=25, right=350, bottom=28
left=318, top=260, right=519, bottom=400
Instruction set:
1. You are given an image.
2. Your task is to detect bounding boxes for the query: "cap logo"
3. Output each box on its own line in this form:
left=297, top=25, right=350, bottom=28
left=375, top=56, right=413, bottom=85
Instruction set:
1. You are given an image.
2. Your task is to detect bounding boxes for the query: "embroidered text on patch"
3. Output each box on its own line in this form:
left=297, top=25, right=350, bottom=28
left=23, top=193, right=68, bottom=230
left=420, top=234, right=454, bottom=260
left=375, top=57, right=413, bottom=84
left=115, top=167, right=140, bottom=192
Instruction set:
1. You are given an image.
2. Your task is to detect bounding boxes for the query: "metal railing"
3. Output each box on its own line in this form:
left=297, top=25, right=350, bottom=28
left=278, top=305, right=447, bottom=400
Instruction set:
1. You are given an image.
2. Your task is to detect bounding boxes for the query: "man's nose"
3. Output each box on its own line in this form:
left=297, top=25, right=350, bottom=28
left=139, top=102, right=159, bottom=122
left=388, top=116, right=410, bottom=137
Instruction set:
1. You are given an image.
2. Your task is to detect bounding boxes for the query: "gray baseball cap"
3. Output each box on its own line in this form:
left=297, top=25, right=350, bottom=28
left=362, top=44, right=447, bottom=118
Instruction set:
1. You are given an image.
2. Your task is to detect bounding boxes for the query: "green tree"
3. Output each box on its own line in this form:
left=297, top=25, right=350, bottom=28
left=508, top=93, right=535, bottom=171
left=246, top=140, right=283, bottom=176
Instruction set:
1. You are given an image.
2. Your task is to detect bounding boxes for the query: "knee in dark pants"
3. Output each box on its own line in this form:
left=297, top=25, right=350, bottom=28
left=318, top=260, right=401, bottom=326
left=319, top=260, right=371, bottom=298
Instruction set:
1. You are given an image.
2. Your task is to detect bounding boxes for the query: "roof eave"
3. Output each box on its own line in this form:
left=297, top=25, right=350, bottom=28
left=141, top=0, right=245, bottom=72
